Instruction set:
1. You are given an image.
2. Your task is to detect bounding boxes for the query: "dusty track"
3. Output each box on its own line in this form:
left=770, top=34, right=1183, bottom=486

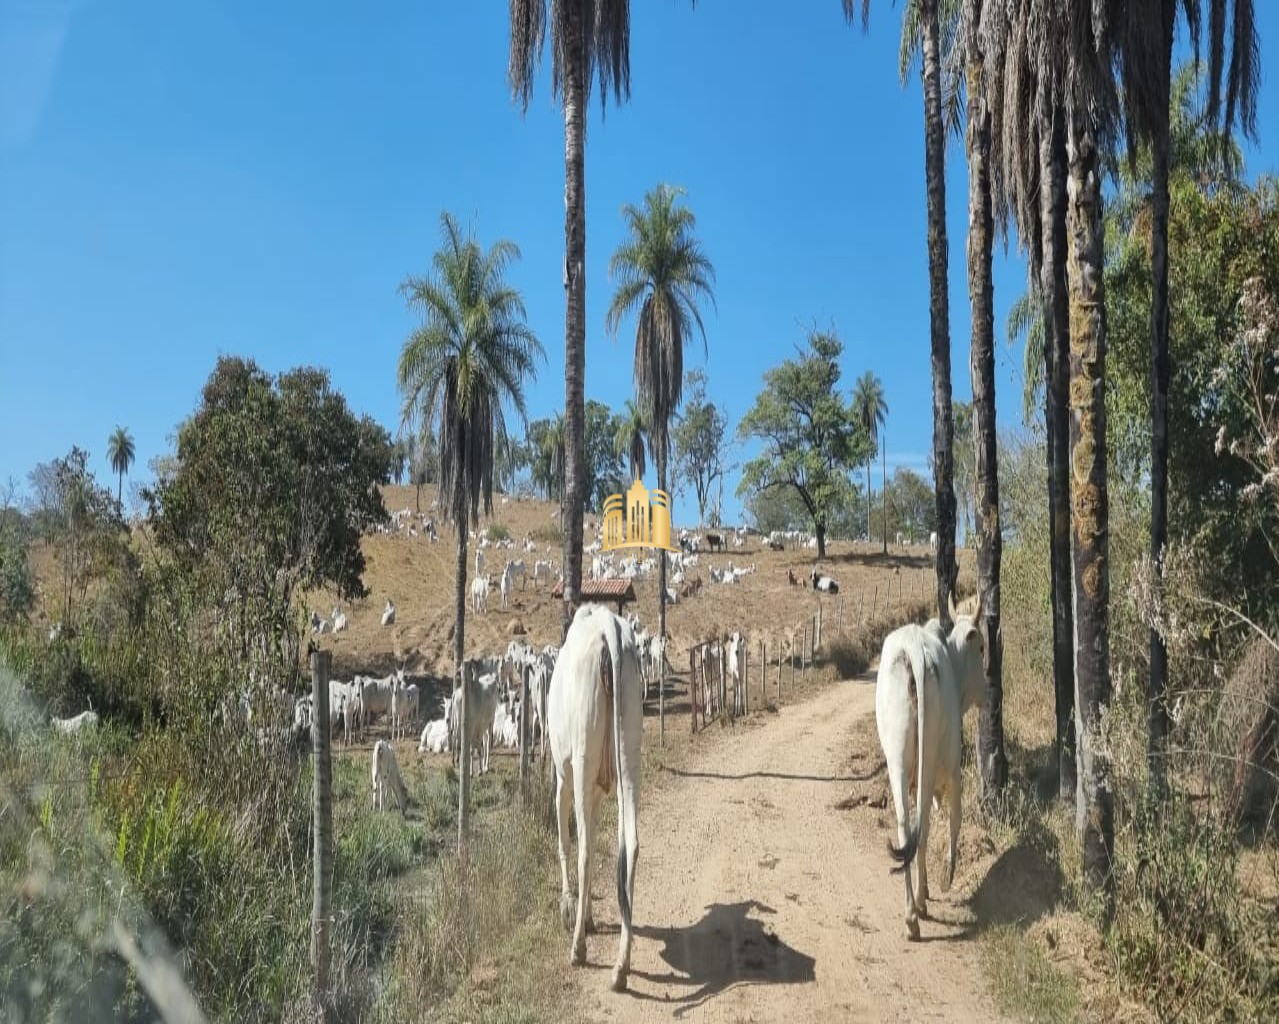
left=568, top=672, right=1007, bottom=1023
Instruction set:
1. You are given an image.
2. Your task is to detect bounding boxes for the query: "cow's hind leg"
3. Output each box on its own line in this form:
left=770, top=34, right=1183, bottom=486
left=555, top=765, right=575, bottom=932
left=887, top=764, right=920, bottom=940
left=570, top=758, right=593, bottom=965
left=612, top=775, right=639, bottom=992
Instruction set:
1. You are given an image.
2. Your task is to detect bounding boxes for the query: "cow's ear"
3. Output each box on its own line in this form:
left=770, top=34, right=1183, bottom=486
left=978, top=619, right=991, bottom=676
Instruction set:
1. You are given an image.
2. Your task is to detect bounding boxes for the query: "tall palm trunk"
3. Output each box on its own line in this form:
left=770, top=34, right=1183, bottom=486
left=1065, top=112, right=1114, bottom=897
left=922, top=0, right=958, bottom=622
left=117, top=471, right=123, bottom=505
left=657, top=443, right=668, bottom=642
left=966, top=32, right=1006, bottom=800
left=455, top=527, right=471, bottom=853
left=1148, top=66, right=1173, bottom=801
left=1041, top=113, right=1077, bottom=804
left=866, top=457, right=873, bottom=542
left=881, top=437, right=888, bottom=554
left=560, top=1, right=587, bottom=642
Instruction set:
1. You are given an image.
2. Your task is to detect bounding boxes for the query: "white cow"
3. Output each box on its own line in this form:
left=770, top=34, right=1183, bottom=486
left=475, top=548, right=485, bottom=578
left=381, top=599, right=396, bottom=627
left=929, top=531, right=939, bottom=556
left=418, top=717, right=449, bottom=754
left=504, top=558, right=527, bottom=591
left=875, top=610, right=986, bottom=939
left=471, top=575, right=490, bottom=614
left=343, top=691, right=364, bottom=745
left=532, top=558, right=555, bottom=588
left=500, top=563, right=515, bottom=610
left=51, top=710, right=99, bottom=735
left=372, top=739, right=409, bottom=815
left=451, top=665, right=501, bottom=774
left=332, top=606, right=348, bottom=633
left=811, top=569, right=840, bottom=594
left=391, top=678, right=419, bottom=741
left=547, top=603, right=642, bottom=991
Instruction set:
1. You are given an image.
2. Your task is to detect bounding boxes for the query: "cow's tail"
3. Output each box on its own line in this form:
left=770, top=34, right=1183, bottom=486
left=603, top=616, right=634, bottom=934
left=889, top=638, right=928, bottom=875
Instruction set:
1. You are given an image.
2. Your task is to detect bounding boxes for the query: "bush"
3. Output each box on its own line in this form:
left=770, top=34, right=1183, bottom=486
left=486, top=523, right=511, bottom=543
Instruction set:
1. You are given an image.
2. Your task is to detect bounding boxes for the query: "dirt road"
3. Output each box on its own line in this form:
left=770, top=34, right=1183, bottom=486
left=569, top=672, right=1008, bottom=1023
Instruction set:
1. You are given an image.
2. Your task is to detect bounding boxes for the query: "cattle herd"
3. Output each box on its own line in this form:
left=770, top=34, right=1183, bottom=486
left=45, top=505, right=985, bottom=993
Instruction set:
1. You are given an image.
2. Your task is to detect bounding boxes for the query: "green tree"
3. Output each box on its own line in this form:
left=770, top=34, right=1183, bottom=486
left=1114, top=0, right=1260, bottom=797
left=396, top=212, right=542, bottom=852
left=528, top=414, right=567, bottom=506
left=0, top=484, right=34, bottom=625
left=852, top=371, right=888, bottom=547
left=737, top=329, right=868, bottom=558
left=672, top=370, right=729, bottom=529
left=150, top=360, right=393, bottom=669
left=607, top=183, right=716, bottom=644
left=614, top=399, right=648, bottom=483
left=584, top=399, right=624, bottom=511
left=106, top=426, right=135, bottom=506
left=846, top=0, right=960, bottom=617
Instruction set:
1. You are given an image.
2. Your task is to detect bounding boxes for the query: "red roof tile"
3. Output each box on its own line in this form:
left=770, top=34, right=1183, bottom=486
left=551, top=578, right=636, bottom=601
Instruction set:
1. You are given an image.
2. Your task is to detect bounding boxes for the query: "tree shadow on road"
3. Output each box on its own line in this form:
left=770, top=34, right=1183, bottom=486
left=627, top=900, right=815, bottom=1016
left=660, top=765, right=863, bottom=784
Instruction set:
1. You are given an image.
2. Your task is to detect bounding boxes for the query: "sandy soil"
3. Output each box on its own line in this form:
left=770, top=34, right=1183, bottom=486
left=564, top=669, right=1008, bottom=1023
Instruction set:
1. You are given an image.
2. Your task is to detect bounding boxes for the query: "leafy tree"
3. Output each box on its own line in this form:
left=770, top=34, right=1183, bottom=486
left=0, top=483, right=34, bottom=624
left=584, top=399, right=624, bottom=511
left=614, top=399, right=648, bottom=484
left=397, top=212, right=542, bottom=852
left=672, top=370, right=729, bottom=529
left=737, top=329, right=869, bottom=558
left=745, top=485, right=808, bottom=536
left=852, top=372, right=888, bottom=546
left=1113, top=2, right=1261, bottom=795
left=35, top=447, right=127, bottom=628
left=150, top=360, right=393, bottom=671
left=607, top=183, right=716, bottom=643
left=528, top=415, right=566, bottom=505
left=869, top=467, right=936, bottom=543
left=106, top=426, right=135, bottom=506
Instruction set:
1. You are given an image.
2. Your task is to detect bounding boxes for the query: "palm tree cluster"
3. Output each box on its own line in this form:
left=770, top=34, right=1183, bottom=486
left=845, top=0, right=1259, bottom=887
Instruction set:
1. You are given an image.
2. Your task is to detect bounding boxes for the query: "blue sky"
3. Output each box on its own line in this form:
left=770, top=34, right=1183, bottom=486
left=2, top=1, right=1276, bottom=527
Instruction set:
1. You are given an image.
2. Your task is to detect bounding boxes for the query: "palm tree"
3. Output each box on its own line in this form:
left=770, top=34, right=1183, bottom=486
left=986, top=0, right=1121, bottom=892
left=106, top=426, right=135, bottom=506
left=614, top=399, right=648, bottom=483
left=606, top=184, right=716, bottom=647
left=1115, top=0, right=1259, bottom=799
left=397, top=212, right=543, bottom=852
left=960, top=0, right=1006, bottom=800
left=852, top=372, right=888, bottom=546
left=845, top=0, right=960, bottom=621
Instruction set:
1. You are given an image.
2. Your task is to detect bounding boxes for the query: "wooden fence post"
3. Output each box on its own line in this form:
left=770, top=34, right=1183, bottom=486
left=817, top=601, right=824, bottom=649
left=719, top=640, right=730, bottom=727
left=744, top=645, right=750, bottom=715
left=310, top=649, right=333, bottom=1023
left=689, top=648, right=697, bottom=734
left=760, top=639, right=766, bottom=705
left=776, top=636, right=782, bottom=699
left=658, top=634, right=665, bottom=749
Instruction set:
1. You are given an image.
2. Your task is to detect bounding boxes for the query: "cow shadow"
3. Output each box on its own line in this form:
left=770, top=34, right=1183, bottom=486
left=628, top=900, right=815, bottom=1016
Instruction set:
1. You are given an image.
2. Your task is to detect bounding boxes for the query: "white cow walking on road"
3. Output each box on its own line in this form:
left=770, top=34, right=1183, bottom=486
left=547, top=603, right=643, bottom=992
left=875, top=605, right=986, bottom=939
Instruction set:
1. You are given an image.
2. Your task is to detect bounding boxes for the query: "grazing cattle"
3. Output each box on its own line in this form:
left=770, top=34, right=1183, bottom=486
left=875, top=608, right=987, bottom=939
left=706, top=532, right=724, bottom=553
left=529, top=657, right=552, bottom=758
left=471, top=575, right=490, bottom=614
left=929, top=531, right=939, bottom=556
left=371, top=740, right=409, bottom=815
left=51, top=710, right=99, bottom=735
left=359, top=670, right=401, bottom=729
left=475, top=548, right=485, bottom=579
left=811, top=569, right=839, bottom=594
left=310, top=610, right=331, bottom=635
left=504, top=558, right=527, bottom=591
left=532, top=559, right=555, bottom=588
left=381, top=599, right=396, bottom=627
left=547, top=604, right=642, bottom=992
left=500, top=563, right=515, bottom=609
left=451, top=665, right=501, bottom=774
left=788, top=568, right=799, bottom=587
left=331, top=606, right=348, bottom=633
left=391, top=678, right=419, bottom=741
left=418, top=717, right=449, bottom=754
left=343, top=691, right=363, bottom=745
